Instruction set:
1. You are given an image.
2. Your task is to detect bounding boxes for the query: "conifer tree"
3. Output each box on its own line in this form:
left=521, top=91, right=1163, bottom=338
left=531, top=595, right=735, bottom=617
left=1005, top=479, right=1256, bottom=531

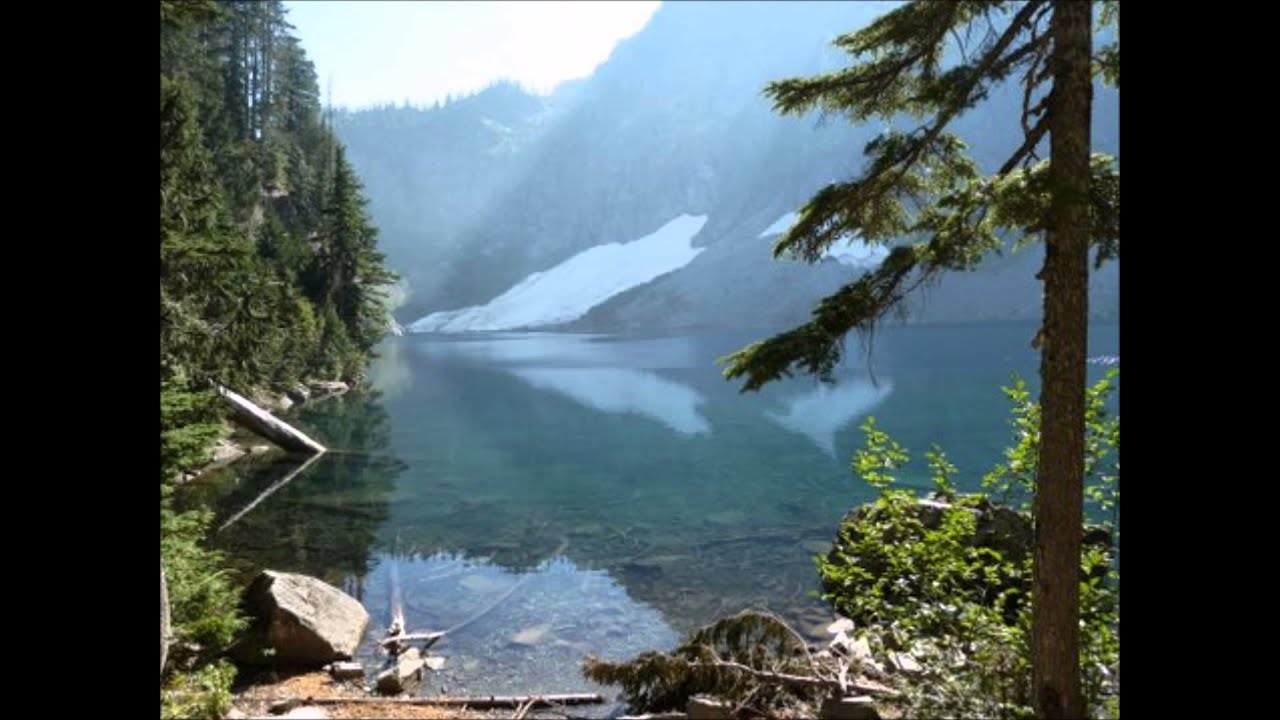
left=721, top=3, right=1118, bottom=716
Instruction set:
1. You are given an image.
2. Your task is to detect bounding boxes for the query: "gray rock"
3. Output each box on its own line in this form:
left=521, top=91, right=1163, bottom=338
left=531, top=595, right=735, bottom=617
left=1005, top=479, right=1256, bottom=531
left=376, top=647, right=425, bottom=695
left=237, top=570, right=369, bottom=667
left=819, top=696, right=878, bottom=720
left=210, top=440, right=247, bottom=465
left=977, top=505, right=1033, bottom=560
left=308, top=380, right=350, bottom=397
left=888, top=652, right=922, bottom=675
left=284, top=383, right=311, bottom=403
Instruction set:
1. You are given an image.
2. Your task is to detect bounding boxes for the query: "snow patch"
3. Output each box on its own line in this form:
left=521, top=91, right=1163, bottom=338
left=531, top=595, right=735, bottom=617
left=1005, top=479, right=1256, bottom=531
left=410, top=215, right=708, bottom=333
left=758, top=211, right=890, bottom=269
left=759, top=211, right=799, bottom=238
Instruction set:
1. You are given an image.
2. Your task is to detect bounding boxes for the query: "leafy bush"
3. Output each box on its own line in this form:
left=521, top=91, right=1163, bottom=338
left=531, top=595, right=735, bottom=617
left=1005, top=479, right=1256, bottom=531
left=161, top=659, right=236, bottom=720
left=818, top=370, right=1119, bottom=718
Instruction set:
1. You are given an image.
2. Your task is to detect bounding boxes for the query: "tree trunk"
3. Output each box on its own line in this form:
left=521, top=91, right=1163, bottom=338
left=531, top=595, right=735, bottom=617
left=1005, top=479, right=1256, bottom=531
left=161, top=559, right=170, bottom=677
left=1034, top=2, right=1092, bottom=718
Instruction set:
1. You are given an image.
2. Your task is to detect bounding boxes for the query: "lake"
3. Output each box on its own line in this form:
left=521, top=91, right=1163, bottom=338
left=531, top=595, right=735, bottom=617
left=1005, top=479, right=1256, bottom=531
left=187, top=322, right=1119, bottom=704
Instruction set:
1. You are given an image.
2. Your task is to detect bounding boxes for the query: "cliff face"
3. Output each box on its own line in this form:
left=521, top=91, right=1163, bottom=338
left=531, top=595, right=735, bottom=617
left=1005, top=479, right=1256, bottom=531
left=338, top=2, right=1119, bottom=332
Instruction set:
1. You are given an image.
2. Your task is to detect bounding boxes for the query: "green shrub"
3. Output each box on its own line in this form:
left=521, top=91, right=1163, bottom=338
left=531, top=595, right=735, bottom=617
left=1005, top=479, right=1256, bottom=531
left=817, top=371, right=1119, bottom=718
left=161, top=659, right=236, bottom=720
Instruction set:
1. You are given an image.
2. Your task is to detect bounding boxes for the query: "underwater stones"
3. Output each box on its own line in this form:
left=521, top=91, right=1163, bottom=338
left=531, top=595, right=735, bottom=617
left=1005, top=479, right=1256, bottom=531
left=707, top=509, right=746, bottom=526
left=802, top=540, right=833, bottom=555
left=460, top=574, right=507, bottom=593
left=511, top=623, right=552, bottom=646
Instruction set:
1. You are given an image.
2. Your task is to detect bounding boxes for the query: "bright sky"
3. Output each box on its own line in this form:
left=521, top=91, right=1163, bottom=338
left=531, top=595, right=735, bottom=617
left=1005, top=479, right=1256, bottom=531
left=282, top=1, right=661, bottom=109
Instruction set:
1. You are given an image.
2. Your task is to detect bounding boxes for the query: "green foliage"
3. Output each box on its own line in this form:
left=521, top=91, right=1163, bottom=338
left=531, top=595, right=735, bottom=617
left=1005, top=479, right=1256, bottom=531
left=983, top=368, right=1119, bottom=518
left=160, top=382, right=225, bottom=480
left=161, top=486, right=247, bottom=669
left=815, top=374, right=1120, bottom=718
left=160, top=4, right=398, bottom=715
left=852, top=417, right=909, bottom=490
left=161, top=0, right=395, bottom=389
left=160, top=659, right=236, bottom=720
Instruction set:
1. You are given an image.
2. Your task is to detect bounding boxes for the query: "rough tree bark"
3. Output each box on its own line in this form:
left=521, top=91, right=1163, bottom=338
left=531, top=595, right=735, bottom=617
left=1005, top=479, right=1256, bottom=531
left=1033, top=1, right=1092, bottom=717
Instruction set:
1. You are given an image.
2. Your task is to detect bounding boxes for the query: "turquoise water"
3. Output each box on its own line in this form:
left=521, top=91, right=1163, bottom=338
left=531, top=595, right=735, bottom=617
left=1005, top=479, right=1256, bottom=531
left=191, top=322, right=1118, bottom=701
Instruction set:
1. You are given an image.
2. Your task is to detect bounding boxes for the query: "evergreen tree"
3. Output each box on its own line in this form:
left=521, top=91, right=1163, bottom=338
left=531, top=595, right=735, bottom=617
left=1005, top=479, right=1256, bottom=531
left=309, top=146, right=397, bottom=363
left=721, top=3, right=1119, bottom=716
left=160, top=3, right=398, bottom=712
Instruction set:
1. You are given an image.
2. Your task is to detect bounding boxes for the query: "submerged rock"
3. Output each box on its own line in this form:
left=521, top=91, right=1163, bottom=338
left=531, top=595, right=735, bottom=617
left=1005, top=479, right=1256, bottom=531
left=511, top=623, right=552, bottom=646
left=235, top=570, right=369, bottom=667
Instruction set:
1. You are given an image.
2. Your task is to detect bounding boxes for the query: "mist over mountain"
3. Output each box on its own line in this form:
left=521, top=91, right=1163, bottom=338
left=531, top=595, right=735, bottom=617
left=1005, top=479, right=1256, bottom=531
left=335, top=1, right=1119, bottom=332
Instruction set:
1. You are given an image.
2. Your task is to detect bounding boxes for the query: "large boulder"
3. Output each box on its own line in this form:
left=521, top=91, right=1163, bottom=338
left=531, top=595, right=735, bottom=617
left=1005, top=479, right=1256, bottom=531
left=236, top=570, right=369, bottom=667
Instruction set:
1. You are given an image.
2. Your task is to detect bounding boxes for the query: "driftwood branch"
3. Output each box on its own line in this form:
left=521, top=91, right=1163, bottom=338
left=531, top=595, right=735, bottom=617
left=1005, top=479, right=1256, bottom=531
left=379, top=632, right=445, bottom=648
left=690, top=659, right=903, bottom=699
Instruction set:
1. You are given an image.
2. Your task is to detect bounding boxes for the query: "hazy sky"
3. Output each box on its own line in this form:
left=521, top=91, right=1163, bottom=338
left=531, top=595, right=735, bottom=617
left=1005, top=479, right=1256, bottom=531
left=282, top=1, right=661, bottom=109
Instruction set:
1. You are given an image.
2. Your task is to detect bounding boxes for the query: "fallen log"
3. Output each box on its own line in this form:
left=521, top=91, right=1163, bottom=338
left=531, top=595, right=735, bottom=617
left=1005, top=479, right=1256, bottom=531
left=213, top=382, right=326, bottom=455
left=271, top=693, right=604, bottom=710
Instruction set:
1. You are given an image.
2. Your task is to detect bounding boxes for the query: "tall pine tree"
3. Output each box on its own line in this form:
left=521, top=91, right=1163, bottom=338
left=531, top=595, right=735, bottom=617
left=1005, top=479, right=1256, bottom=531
left=721, top=3, right=1118, bottom=716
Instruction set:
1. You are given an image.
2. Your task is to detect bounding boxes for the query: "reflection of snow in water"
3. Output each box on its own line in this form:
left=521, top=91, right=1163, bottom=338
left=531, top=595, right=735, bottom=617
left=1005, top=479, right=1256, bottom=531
left=513, top=367, right=711, bottom=435
left=766, top=378, right=893, bottom=456
left=355, top=552, right=678, bottom=704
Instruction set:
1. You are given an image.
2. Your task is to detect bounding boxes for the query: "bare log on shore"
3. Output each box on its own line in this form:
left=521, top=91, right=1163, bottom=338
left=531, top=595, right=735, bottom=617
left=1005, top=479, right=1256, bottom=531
left=213, top=382, right=326, bottom=455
